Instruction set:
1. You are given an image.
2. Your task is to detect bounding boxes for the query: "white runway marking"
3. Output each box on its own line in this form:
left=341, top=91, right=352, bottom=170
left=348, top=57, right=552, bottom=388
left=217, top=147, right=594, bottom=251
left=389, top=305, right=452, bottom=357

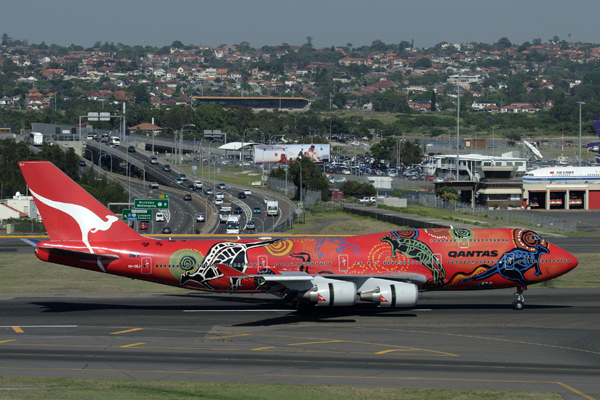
left=183, top=309, right=288, bottom=312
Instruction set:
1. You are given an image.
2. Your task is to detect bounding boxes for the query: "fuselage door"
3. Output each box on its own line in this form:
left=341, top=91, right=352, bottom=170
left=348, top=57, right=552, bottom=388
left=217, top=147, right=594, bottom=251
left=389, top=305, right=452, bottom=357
left=338, top=254, right=349, bottom=273
left=141, top=257, right=152, bottom=274
left=257, top=255, right=269, bottom=269
left=504, top=253, right=514, bottom=270
left=434, top=253, right=443, bottom=269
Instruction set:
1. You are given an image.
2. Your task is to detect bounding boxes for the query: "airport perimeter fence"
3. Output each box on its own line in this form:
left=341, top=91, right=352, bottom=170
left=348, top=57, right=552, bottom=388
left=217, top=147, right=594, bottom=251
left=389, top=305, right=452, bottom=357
left=400, top=190, right=577, bottom=233
left=266, top=177, right=322, bottom=211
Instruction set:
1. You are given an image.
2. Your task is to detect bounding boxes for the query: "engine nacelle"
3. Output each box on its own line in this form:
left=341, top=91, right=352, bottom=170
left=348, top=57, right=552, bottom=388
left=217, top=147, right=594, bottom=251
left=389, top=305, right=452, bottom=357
left=359, top=282, right=418, bottom=307
left=302, top=279, right=357, bottom=306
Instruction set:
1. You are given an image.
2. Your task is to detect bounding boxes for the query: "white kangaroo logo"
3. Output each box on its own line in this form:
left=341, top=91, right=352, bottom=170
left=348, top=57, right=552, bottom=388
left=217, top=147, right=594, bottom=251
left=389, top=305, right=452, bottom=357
left=30, top=189, right=118, bottom=254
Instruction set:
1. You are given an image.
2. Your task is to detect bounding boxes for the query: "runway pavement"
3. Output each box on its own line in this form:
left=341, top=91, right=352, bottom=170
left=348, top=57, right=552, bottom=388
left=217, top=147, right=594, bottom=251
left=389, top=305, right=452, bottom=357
left=0, top=289, right=598, bottom=399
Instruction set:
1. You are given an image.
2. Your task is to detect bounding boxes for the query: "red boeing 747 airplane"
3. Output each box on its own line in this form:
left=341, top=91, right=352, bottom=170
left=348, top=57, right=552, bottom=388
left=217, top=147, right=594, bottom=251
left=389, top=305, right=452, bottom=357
left=19, top=161, right=578, bottom=310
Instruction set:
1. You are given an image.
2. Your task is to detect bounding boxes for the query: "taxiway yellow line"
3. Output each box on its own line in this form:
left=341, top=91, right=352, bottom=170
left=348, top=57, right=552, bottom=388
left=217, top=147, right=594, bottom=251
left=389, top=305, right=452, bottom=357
left=111, top=328, right=144, bottom=335
left=11, top=327, right=24, bottom=333
left=287, top=340, right=342, bottom=346
left=0, top=340, right=16, bottom=344
left=251, top=347, right=275, bottom=351
left=556, top=382, right=596, bottom=400
left=204, top=334, right=250, bottom=340
left=120, top=343, right=145, bottom=348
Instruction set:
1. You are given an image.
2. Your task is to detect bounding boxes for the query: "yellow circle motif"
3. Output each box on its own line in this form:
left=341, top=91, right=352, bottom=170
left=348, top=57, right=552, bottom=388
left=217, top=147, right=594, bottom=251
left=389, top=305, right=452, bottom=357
left=264, top=240, right=294, bottom=257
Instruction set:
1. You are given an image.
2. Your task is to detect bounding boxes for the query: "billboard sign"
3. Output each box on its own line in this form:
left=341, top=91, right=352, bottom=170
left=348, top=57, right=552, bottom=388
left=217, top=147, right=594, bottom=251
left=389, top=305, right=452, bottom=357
left=254, top=144, right=330, bottom=164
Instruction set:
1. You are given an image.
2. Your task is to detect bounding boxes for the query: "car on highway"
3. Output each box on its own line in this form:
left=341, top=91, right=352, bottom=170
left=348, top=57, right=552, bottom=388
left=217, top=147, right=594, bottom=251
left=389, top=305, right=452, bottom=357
left=215, top=192, right=224, bottom=200
left=253, top=206, right=261, bottom=214
left=127, top=145, right=136, bottom=153
left=237, top=191, right=246, bottom=199
left=149, top=156, right=158, bottom=164
left=204, top=188, right=213, bottom=195
left=234, top=206, right=243, bottom=214
left=183, top=193, right=192, bottom=201
left=155, top=211, right=165, bottom=222
left=175, top=177, right=184, bottom=185
left=215, top=198, right=223, bottom=206
left=245, top=220, right=256, bottom=230
left=187, top=184, right=196, bottom=191
left=195, top=214, right=205, bottom=223
left=217, top=183, right=226, bottom=190
left=194, top=180, right=202, bottom=189
left=149, top=182, right=159, bottom=189
left=178, top=173, right=187, bottom=181
left=79, top=160, right=86, bottom=167
left=244, top=189, right=251, bottom=196
left=162, top=164, right=171, bottom=172
left=139, top=222, right=148, bottom=230
left=161, top=226, right=172, bottom=234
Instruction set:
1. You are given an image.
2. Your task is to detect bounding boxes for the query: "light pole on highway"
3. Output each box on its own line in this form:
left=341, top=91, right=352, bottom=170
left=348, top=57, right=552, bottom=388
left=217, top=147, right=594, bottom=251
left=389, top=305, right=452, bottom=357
left=241, top=128, right=257, bottom=170
left=578, top=101, right=585, bottom=166
left=180, top=124, right=196, bottom=166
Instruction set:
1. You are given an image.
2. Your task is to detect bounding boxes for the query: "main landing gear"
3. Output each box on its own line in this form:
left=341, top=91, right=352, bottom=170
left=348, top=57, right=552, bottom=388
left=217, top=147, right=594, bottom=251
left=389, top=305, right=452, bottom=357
left=512, top=286, right=527, bottom=310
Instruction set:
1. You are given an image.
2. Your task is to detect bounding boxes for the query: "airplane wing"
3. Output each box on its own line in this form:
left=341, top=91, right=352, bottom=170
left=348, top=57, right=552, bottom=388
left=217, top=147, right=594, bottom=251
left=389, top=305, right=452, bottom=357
left=254, top=271, right=427, bottom=292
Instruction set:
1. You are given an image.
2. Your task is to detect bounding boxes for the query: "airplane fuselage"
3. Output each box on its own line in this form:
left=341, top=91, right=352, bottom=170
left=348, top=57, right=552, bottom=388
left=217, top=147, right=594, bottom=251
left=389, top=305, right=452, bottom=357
left=35, top=228, right=576, bottom=294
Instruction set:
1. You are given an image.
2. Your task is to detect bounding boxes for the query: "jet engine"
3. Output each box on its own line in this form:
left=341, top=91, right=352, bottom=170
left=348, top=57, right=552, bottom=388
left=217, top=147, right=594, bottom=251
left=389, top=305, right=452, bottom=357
left=359, top=282, right=418, bottom=307
left=301, top=279, right=357, bottom=306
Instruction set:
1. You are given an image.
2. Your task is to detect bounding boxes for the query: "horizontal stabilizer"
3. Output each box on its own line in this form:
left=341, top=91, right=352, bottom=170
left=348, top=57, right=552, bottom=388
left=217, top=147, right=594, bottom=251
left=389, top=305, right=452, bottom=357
left=21, top=238, right=42, bottom=247
left=37, top=245, right=119, bottom=261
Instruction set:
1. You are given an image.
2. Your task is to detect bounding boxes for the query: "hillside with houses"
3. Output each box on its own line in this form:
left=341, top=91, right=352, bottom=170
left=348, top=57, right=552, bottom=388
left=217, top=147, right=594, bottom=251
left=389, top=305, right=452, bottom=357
left=1, top=35, right=600, bottom=139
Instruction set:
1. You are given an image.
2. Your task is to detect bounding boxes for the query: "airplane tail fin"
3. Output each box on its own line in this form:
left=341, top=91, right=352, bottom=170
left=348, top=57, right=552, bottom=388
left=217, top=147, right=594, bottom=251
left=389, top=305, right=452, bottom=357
left=592, top=121, right=600, bottom=139
left=19, top=161, right=141, bottom=247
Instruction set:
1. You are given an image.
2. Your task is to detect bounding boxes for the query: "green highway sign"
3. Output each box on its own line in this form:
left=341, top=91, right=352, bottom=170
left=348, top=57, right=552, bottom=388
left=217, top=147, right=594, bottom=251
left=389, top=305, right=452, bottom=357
left=134, top=199, right=169, bottom=209
left=122, top=209, right=152, bottom=221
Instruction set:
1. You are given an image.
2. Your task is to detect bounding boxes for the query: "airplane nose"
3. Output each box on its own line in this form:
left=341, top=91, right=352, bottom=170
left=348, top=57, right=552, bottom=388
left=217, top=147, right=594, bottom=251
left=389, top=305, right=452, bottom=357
left=564, top=249, right=578, bottom=274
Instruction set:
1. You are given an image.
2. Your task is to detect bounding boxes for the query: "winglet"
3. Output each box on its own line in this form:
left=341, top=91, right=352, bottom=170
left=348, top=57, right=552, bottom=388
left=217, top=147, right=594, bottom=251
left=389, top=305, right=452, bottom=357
left=593, top=121, right=600, bottom=139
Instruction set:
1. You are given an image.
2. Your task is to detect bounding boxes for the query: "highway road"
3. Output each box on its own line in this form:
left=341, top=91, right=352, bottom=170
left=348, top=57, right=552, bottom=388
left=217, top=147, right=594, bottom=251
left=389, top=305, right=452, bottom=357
left=0, top=289, right=598, bottom=399
left=80, top=143, right=293, bottom=235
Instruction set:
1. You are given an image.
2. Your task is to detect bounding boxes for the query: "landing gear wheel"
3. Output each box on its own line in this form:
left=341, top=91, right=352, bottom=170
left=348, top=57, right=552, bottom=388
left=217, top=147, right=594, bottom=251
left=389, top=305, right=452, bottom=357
left=512, top=287, right=526, bottom=310
left=295, top=300, right=313, bottom=313
left=512, top=300, right=524, bottom=310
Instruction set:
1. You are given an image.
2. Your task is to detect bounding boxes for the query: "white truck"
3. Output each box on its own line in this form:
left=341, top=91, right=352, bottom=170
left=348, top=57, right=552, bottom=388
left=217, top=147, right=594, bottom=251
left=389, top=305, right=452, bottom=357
left=266, top=199, right=279, bottom=216
left=226, top=215, right=241, bottom=234
left=219, top=203, right=232, bottom=223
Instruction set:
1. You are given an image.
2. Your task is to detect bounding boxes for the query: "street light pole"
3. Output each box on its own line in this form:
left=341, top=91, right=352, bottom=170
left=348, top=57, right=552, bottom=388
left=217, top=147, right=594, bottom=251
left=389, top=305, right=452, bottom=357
left=295, top=158, right=303, bottom=206
left=578, top=101, right=585, bottom=167
left=180, top=124, right=196, bottom=166
left=241, top=128, right=257, bottom=170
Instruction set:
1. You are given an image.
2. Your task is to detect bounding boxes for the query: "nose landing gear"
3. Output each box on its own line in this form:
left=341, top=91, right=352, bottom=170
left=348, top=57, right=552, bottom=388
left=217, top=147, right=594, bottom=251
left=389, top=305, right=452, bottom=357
left=512, top=286, right=527, bottom=310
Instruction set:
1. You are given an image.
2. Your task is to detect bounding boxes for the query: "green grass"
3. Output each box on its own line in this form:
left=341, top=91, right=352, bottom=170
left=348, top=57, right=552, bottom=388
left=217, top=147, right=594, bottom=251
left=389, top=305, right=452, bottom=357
left=0, top=377, right=560, bottom=400
left=0, top=253, right=191, bottom=294
left=287, top=210, right=405, bottom=235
